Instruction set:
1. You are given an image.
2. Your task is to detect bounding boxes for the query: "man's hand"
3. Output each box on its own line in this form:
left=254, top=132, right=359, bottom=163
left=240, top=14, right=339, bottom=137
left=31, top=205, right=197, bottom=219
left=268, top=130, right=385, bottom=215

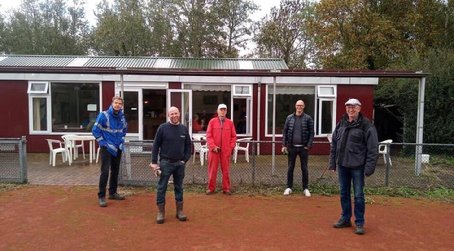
left=213, top=146, right=220, bottom=153
left=281, top=147, right=288, bottom=154
left=150, top=163, right=161, bottom=177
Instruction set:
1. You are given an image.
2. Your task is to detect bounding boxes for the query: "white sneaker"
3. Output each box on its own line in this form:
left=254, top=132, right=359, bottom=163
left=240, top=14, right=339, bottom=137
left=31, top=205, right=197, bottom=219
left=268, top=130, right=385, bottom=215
left=303, top=189, right=311, bottom=197
left=284, top=188, right=292, bottom=196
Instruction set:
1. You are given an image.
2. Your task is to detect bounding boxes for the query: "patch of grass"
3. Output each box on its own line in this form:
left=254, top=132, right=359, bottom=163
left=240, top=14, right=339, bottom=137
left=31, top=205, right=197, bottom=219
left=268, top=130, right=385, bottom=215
left=0, top=183, right=25, bottom=193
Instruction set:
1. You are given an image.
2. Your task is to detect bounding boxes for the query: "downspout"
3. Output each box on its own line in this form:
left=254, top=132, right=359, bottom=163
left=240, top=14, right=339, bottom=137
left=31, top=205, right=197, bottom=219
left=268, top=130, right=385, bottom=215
left=256, top=80, right=261, bottom=155
left=272, top=75, right=276, bottom=175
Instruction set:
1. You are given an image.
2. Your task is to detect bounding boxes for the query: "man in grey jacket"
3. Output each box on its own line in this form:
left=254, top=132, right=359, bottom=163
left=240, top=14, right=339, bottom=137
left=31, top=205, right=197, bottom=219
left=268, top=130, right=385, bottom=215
left=282, top=100, right=314, bottom=197
left=329, top=98, right=378, bottom=235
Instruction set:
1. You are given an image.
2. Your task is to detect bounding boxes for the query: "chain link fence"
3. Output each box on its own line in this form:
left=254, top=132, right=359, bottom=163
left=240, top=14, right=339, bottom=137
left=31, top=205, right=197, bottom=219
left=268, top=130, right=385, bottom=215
left=0, top=137, right=28, bottom=183
left=119, top=140, right=454, bottom=190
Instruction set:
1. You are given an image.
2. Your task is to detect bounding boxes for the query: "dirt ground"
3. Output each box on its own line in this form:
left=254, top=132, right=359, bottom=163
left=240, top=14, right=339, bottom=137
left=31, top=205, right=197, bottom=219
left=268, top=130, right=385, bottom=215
left=0, top=185, right=453, bottom=251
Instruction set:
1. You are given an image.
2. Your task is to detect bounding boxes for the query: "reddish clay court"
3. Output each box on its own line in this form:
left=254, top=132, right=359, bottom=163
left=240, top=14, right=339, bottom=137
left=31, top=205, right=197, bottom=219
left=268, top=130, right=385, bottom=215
left=0, top=185, right=453, bottom=250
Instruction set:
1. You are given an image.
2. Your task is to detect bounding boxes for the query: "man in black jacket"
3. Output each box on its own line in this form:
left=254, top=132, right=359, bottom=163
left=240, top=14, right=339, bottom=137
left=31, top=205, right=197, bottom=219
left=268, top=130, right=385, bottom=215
left=150, top=106, right=192, bottom=224
left=329, top=98, right=378, bottom=235
left=281, top=100, right=314, bottom=197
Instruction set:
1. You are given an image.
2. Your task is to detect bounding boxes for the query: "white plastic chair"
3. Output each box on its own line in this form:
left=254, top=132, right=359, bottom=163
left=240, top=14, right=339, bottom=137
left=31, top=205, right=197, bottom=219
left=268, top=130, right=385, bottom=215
left=233, top=138, right=252, bottom=163
left=46, top=139, right=71, bottom=166
left=378, top=139, right=393, bottom=166
left=62, top=134, right=85, bottom=160
left=192, top=135, right=208, bottom=166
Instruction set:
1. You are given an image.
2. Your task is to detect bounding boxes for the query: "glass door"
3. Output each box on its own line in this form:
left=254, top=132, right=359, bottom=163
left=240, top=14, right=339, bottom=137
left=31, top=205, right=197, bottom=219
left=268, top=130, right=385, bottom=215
left=167, top=90, right=192, bottom=133
left=123, top=91, right=141, bottom=140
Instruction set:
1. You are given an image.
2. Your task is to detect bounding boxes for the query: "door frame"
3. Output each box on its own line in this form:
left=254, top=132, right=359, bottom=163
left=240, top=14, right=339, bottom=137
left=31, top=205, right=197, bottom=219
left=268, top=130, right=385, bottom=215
left=167, top=89, right=193, bottom=134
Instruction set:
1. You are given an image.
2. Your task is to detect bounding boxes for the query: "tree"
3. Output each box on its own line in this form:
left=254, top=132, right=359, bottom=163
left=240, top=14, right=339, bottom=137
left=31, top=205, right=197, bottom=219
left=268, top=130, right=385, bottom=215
left=3, top=0, right=90, bottom=55
left=145, top=0, right=178, bottom=56
left=0, top=13, right=5, bottom=52
left=91, top=0, right=152, bottom=56
left=216, top=0, right=258, bottom=57
left=254, top=0, right=316, bottom=68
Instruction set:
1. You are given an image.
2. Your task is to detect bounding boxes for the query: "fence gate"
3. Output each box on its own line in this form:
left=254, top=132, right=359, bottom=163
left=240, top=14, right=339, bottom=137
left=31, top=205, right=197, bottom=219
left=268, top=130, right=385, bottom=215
left=0, top=137, right=27, bottom=183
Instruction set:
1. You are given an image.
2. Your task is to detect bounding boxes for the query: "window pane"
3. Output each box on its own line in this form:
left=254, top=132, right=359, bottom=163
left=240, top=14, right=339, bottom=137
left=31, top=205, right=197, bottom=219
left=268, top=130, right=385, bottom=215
left=28, top=82, right=48, bottom=93
left=319, top=86, right=335, bottom=96
left=267, top=86, right=315, bottom=135
left=233, top=98, right=248, bottom=134
left=51, top=83, right=99, bottom=132
left=32, top=98, right=47, bottom=131
left=321, top=100, right=334, bottom=134
left=124, top=91, right=139, bottom=133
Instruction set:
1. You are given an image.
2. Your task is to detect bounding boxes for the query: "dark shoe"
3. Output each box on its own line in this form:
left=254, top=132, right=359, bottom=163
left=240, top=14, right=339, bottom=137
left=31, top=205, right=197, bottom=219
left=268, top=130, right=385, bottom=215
left=223, top=190, right=232, bottom=195
left=333, top=218, right=352, bottom=228
left=206, top=190, right=215, bottom=195
left=176, top=201, right=187, bottom=221
left=98, top=197, right=107, bottom=207
left=108, top=193, right=125, bottom=200
left=355, top=225, right=365, bottom=235
left=157, top=203, right=165, bottom=224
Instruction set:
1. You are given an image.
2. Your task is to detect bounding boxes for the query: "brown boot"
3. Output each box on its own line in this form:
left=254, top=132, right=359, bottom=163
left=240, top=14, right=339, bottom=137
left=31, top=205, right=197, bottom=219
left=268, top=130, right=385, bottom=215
left=156, top=203, right=165, bottom=224
left=176, top=201, right=187, bottom=221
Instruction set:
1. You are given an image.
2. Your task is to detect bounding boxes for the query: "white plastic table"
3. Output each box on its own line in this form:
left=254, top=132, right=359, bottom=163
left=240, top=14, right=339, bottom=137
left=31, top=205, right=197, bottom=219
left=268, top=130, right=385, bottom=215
left=63, top=135, right=96, bottom=163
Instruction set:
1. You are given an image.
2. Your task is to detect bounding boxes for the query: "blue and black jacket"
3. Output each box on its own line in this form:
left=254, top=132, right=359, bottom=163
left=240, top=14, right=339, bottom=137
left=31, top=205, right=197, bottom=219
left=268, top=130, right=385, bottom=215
left=92, top=106, right=128, bottom=157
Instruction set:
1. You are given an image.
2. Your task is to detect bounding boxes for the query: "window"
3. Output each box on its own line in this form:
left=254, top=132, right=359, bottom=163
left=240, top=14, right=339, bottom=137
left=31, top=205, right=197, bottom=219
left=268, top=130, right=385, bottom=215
left=51, top=83, right=100, bottom=132
left=185, top=84, right=231, bottom=133
left=28, top=82, right=49, bottom=94
left=30, top=97, right=48, bottom=132
left=318, top=85, right=336, bottom=97
left=317, top=85, right=336, bottom=135
left=233, top=85, right=251, bottom=96
left=267, top=86, right=315, bottom=135
left=28, top=82, right=100, bottom=134
left=318, top=99, right=335, bottom=135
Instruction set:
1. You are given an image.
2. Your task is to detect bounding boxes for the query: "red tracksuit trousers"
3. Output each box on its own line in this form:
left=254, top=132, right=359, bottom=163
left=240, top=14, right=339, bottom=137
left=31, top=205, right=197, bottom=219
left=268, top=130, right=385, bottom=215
left=207, top=151, right=231, bottom=192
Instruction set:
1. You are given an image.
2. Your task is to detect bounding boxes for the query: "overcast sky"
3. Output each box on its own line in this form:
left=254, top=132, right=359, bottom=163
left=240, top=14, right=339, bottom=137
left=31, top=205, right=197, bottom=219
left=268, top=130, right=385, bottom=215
left=0, top=0, right=278, bottom=24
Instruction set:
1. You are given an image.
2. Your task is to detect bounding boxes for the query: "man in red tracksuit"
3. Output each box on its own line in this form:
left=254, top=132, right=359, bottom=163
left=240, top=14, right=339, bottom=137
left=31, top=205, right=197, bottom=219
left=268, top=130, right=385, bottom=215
left=206, top=103, right=237, bottom=195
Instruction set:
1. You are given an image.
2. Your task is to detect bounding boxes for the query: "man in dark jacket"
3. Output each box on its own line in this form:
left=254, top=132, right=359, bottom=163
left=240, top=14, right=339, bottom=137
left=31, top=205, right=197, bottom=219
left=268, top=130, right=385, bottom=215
left=329, top=98, right=378, bottom=235
left=281, top=100, right=314, bottom=197
left=92, top=96, right=128, bottom=207
left=150, top=106, right=192, bottom=224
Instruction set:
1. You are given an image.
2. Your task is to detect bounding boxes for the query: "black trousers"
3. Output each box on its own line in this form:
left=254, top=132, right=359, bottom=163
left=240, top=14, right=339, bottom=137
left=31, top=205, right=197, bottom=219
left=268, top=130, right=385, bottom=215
left=286, top=146, right=309, bottom=190
left=98, top=147, right=122, bottom=198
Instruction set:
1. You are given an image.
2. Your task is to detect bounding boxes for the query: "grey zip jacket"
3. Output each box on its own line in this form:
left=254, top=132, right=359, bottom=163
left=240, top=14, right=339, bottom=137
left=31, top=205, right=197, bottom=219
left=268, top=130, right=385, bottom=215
left=329, top=113, right=378, bottom=176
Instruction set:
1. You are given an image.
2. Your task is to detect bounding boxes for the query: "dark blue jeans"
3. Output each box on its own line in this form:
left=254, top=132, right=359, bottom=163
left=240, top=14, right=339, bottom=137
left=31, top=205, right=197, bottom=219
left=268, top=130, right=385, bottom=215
left=156, top=159, right=185, bottom=205
left=338, top=165, right=365, bottom=226
left=98, top=147, right=122, bottom=198
left=287, top=147, right=309, bottom=189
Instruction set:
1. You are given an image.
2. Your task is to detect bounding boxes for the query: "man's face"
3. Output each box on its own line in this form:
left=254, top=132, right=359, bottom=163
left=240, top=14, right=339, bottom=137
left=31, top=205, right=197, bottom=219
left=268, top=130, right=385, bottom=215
left=295, top=101, right=305, bottom=113
left=168, top=107, right=180, bottom=124
left=112, top=99, right=123, bottom=112
left=346, top=105, right=361, bottom=120
left=217, top=108, right=227, bottom=117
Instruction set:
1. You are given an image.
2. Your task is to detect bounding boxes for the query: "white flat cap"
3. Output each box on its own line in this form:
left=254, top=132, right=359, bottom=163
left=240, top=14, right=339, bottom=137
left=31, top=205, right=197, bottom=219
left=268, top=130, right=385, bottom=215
left=345, top=98, right=362, bottom=106
left=218, top=104, right=227, bottom=109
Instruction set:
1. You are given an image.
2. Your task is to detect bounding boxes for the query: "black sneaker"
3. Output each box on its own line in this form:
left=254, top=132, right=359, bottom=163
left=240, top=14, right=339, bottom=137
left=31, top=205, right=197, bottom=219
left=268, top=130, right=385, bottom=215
left=99, top=197, right=107, bottom=207
left=333, top=219, right=352, bottom=228
left=355, top=225, right=365, bottom=235
left=108, top=193, right=125, bottom=200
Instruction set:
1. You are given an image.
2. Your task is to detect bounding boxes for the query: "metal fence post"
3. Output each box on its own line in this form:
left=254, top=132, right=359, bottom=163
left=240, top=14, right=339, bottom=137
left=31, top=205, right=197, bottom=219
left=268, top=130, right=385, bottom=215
left=252, top=141, right=256, bottom=186
left=19, top=136, right=28, bottom=183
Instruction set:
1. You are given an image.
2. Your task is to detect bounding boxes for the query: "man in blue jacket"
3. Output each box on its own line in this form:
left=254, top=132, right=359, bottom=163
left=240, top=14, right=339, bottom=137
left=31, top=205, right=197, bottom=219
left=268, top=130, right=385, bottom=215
left=92, top=96, right=128, bottom=207
left=329, top=98, right=378, bottom=235
left=150, top=106, right=192, bottom=224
